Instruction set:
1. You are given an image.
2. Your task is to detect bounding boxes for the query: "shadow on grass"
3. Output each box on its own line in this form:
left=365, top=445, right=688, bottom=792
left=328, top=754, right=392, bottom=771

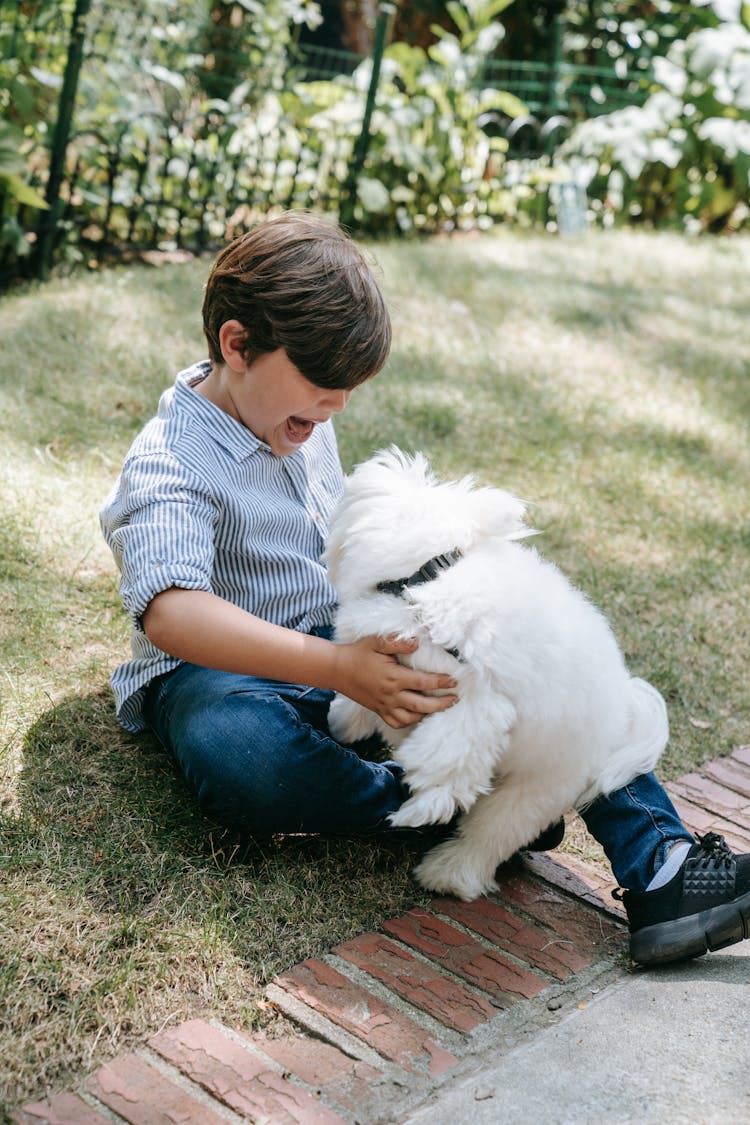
left=0, top=260, right=207, bottom=458
left=384, top=239, right=750, bottom=423
left=342, top=338, right=748, bottom=497
left=11, top=686, right=432, bottom=977
left=3, top=684, right=435, bottom=1115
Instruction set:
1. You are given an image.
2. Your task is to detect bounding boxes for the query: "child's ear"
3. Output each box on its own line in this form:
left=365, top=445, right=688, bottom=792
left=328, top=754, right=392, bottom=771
left=219, top=320, right=249, bottom=372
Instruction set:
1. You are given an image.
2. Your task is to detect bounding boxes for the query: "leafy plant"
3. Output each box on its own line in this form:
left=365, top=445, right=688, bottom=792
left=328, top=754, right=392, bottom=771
left=280, top=0, right=534, bottom=235
left=0, top=119, right=48, bottom=260
left=560, top=0, right=750, bottom=231
left=0, top=0, right=325, bottom=270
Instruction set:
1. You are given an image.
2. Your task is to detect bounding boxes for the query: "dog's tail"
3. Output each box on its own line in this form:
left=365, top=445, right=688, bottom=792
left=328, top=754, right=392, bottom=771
left=578, top=677, right=669, bottom=806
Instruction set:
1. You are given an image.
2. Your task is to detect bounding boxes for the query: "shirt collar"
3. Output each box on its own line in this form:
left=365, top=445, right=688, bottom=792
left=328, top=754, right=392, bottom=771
left=172, top=361, right=268, bottom=462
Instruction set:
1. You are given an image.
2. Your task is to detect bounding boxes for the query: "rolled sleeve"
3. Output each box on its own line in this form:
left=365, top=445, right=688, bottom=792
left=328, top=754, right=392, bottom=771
left=102, top=453, right=217, bottom=630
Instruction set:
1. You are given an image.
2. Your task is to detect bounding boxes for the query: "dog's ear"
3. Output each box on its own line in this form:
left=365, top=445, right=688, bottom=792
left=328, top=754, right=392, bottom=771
left=469, top=486, right=529, bottom=541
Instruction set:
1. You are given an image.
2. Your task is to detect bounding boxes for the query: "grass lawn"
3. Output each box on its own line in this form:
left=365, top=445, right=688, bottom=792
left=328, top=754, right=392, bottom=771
left=1, top=228, right=748, bottom=1114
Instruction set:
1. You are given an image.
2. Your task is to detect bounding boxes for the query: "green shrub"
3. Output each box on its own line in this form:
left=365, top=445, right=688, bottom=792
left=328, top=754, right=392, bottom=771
left=280, top=0, right=547, bottom=235
left=0, top=119, right=48, bottom=259
left=560, top=3, right=750, bottom=232
left=46, top=0, right=548, bottom=256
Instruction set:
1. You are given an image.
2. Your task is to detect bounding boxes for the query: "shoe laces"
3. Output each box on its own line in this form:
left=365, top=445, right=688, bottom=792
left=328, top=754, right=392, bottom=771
left=695, top=831, right=734, bottom=868
left=611, top=831, right=734, bottom=903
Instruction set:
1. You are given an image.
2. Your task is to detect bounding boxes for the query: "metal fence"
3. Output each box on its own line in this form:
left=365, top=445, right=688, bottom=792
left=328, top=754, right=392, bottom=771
left=1, top=0, right=660, bottom=287
left=0, top=1, right=364, bottom=284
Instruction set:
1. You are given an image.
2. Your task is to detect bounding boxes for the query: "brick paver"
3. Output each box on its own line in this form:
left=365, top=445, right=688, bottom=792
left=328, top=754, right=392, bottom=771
left=14, top=1093, right=111, bottom=1125
left=15, top=748, right=750, bottom=1125
left=493, top=868, right=624, bottom=954
left=333, top=931, right=499, bottom=1032
left=669, top=794, right=750, bottom=852
left=149, top=1019, right=343, bottom=1123
left=666, top=746, right=750, bottom=854
left=381, top=908, right=549, bottom=1002
left=670, top=772, right=750, bottom=822
left=732, top=745, right=750, bottom=768
left=274, top=958, right=458, bottom=1076
left=255, top=1033, right=382, bottom=1116
left=86, top=1053, right=230, bottom=1125
left=433, top=895, right=594, bottom=979
left=702, top=756, right=750, bottom=799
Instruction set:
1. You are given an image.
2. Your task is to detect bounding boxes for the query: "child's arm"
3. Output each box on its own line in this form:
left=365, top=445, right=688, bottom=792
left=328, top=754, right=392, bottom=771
left=143, top=587, right=458, bottom=729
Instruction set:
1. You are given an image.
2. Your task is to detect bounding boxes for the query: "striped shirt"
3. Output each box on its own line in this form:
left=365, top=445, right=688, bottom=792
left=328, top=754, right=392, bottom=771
left=100, top=360, right=344, bottom=731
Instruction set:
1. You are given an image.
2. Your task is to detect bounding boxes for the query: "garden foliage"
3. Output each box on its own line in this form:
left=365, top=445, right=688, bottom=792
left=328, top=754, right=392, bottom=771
left=283, top=0, right=532, bottom=234
left=561, top=0, right=750, bottom=231
left=1, top=0, right=542, bottom=269
left=2, top=0, right=749, bottom=277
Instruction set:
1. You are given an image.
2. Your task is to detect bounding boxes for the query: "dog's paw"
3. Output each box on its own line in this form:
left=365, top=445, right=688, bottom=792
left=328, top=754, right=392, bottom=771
left=413, top=839, right=498, bottom=902
left=393, top=772, right=485, bottom=817
left=328, top=695, right=377, bottom=744
left=388, top=788, right=457, bottom=828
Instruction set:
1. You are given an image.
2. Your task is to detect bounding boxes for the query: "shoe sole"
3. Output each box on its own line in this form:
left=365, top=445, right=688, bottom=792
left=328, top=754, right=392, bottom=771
left=630, top=889, right=750, bottom=966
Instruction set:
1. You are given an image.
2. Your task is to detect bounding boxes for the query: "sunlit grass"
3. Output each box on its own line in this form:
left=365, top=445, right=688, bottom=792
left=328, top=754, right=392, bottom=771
left=1, top=228, right=748, bottom=1112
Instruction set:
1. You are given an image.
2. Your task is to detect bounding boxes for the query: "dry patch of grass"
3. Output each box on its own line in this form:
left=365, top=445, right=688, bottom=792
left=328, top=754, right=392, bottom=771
left=1, top=229, right=748, bottom=1114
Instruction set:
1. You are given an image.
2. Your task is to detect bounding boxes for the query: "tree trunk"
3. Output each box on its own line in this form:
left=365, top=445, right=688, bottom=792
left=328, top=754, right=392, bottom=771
left=339, top=0, right=379, bottom=55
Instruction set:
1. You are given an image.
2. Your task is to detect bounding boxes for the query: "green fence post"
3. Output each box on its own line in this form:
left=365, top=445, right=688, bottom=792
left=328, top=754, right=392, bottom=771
left=339, top=1, right=396, bottom=230
left=34, top=0, right=92, bottom=280
left=546, top=4, right=566, bottom=117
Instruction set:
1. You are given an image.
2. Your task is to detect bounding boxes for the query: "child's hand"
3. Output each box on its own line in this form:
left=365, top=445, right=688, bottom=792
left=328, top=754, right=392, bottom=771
left=333, top=635, right=459, bottom=729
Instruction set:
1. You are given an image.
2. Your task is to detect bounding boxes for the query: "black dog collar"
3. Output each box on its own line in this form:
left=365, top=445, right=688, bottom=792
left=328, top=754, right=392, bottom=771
left=377, top=547, right=465, bottom=662
left=376, top=549, right=463, bottom=597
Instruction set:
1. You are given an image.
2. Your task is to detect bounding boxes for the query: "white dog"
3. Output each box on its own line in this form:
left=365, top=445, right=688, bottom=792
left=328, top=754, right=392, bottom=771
left=324, top=448, right=668, bottom=902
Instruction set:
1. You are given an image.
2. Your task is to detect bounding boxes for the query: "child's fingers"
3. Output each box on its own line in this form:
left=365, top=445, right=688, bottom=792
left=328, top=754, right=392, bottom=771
left=378, top=633, right=418, bottom=654
left=407, top=690, right=458, bottom=713
left=406, top=669, right=458, bottom=691
left=371, top=638, right=458, bottom=690
left=391, top=660, right=457, bottom=693
left=384, top=691, right=458, bottom=728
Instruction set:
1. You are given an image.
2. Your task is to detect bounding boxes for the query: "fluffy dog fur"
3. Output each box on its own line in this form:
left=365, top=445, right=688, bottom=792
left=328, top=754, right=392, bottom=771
left=324, top=448, right=668, bottom=901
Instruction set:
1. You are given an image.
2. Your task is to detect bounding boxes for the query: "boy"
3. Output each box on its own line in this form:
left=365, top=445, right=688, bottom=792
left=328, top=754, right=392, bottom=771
left=101, top=212, right=750, bottom=966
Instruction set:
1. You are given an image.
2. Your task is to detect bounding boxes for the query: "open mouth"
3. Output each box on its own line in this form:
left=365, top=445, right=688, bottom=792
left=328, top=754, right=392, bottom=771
left=286, top=416, right=315, bottom=443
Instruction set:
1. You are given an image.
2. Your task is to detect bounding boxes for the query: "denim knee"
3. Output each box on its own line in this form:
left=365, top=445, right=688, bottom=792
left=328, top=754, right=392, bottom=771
left=167, top=689, right=309, bottom=830
left=145, top=664, right=405, bottom=835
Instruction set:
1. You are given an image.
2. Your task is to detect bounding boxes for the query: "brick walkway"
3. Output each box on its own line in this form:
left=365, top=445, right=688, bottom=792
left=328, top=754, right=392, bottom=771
left=15, top=746, right=750, bottom=1125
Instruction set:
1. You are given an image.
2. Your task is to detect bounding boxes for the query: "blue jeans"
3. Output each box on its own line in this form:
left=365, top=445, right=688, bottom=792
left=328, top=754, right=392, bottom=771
left=143, top=656, right=694, bottom=892
left=143, top=661, right=408, bottom=836
left=580, top=772, right=692, bottom=890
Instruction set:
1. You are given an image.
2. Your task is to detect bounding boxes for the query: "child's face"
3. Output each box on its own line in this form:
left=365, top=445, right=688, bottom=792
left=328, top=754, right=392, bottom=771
left=230, top=348, right=351, bottom=457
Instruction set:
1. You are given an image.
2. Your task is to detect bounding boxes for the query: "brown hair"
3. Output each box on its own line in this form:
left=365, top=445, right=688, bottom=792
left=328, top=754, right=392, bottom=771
left=202, top=212, right=392, bottom=389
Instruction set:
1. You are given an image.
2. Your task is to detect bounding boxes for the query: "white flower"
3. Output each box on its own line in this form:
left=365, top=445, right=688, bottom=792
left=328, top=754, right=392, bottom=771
left=357, top=176, right=390, bottom=213
left=688, top=25, right=750, bottom=87
left=653, top=56, right=687, bottom=97
left=698, top=116, right=750, bottom=158
left=707, top=0, right=742, bottom=22
left=644, top=91, right=683, bottom=128
left=647, top=136, right=683, bottom=168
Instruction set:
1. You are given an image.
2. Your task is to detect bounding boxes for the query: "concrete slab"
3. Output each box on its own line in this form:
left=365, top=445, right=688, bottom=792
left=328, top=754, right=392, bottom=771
left=405, top=944, right=750, bottom=1125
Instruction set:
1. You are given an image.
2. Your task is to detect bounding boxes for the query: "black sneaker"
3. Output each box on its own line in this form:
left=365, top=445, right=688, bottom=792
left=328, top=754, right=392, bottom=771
left=615, top=832, right=750, bottom=966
